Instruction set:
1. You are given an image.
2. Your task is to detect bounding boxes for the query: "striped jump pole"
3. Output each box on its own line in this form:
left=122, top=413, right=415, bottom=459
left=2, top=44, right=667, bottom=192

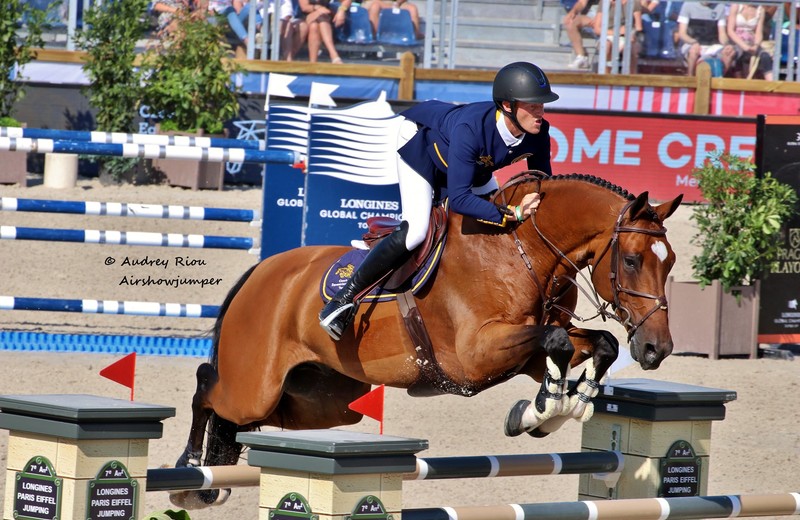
left=408, top=451, right=623, bottom=480
left=0, top=137, right=302, bottom=165
left=0, top=197, right=258, bottom=223
left=0, top=225, right=255, bottom=250
left=144, top=451, right=623, bottom=492
left=401, top=493, right=800, bottom=520
left=0, top=297, right=220, bottom=318
left=0, top=126, right=265, bottom=150
left=147, top=466, right=260, bottom=492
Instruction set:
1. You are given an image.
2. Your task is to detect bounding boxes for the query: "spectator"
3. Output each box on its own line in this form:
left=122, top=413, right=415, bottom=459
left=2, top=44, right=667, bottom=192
left=677, top=2, right=736, bottom=76
left=562, top=0, right=600, bottom=69
left=727, top=3, right=774, bottom=80
left=152, top=0, right=196, bottom=35
left=265, top=0, right=308, bottom=61
left=297, top=0, right=349, bottom=63
left=562, top=0, right=640, bottom=71
left=363, top=0, right=423, bottom=40
left=204, top=0, right=261, bottom=47
left=592, top=0, right=644, bottom=72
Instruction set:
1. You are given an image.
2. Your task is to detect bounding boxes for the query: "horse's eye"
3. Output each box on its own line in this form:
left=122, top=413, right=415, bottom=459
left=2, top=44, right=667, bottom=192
left=623, top=255, right=640, bottom=270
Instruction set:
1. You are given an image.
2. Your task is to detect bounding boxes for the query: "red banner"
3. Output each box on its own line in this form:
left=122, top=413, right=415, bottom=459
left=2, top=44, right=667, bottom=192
left=547, top=111, right=757, bottom=202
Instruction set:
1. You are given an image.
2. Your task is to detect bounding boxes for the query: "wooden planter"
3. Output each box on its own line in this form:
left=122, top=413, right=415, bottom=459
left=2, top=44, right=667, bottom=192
left=665, top=277, right=760, bottom=359
left=0, top=149, right=28, bottom=186
left=0, top=123, right=28, bottom=186
left=150, top=128, right=225, bottom=190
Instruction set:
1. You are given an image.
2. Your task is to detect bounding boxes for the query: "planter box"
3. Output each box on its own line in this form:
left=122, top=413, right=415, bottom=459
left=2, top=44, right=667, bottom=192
left=151, top=128, right=225, bottom=190
left=0, top=150, right=28, bottom=186
left=665, top=277, right=760, bottom=359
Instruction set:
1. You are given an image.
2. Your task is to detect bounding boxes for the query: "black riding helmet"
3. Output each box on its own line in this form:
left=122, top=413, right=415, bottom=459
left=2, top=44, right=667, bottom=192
left=493, top=62, right=559, bottom=133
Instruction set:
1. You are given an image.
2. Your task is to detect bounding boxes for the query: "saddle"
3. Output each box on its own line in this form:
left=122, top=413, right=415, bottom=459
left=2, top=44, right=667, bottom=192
left=362, top=204, right=448, bottom=290
left=319, top=204, right=448, bottom=304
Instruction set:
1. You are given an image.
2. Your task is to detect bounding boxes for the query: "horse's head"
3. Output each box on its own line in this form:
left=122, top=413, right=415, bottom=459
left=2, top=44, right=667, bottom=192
left=591, top=191, right=683, bottom=370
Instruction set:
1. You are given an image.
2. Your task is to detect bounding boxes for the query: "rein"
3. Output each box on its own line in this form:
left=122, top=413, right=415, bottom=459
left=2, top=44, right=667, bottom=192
left=493, top=172, right=668, bottom=342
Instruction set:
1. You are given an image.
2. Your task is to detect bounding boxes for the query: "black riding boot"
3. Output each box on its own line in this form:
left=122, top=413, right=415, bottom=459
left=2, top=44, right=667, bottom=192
left=319, top=222, right=412, bottom=340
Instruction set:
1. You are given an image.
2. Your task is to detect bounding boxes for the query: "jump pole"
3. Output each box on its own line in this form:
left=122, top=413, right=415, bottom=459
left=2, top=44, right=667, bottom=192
left=0, top=225, right=256, bottom=251
left=0, top=197, right=258, bottom=223
left=0, top=126, right=265, bottom=150
left=0, top=137, right=301, bottom=165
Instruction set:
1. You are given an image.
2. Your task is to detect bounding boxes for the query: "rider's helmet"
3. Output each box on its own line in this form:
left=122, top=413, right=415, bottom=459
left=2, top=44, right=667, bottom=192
left=493, top=62, right=559, bottom=131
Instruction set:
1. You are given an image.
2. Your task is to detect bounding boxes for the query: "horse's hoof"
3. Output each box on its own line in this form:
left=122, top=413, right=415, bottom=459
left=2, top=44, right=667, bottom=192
left=168, top=488, right=230, bottom=510
left=504, top=399, right=531, bottom=437
left=527, top=428, right=551, bottom=438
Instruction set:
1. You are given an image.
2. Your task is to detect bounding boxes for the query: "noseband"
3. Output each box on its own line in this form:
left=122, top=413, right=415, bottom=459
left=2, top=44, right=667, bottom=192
left=495, top=173, right=668, bottom=342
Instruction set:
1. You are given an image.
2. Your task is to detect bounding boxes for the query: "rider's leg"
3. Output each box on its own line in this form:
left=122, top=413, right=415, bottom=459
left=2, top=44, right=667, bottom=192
left=319, top=221, right=413, bottom=340
left=319, top=118, right=432, bottom=340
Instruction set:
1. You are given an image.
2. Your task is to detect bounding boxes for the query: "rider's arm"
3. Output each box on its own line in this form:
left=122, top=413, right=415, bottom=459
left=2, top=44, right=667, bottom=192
left=446, top=125, right=512, bottom=226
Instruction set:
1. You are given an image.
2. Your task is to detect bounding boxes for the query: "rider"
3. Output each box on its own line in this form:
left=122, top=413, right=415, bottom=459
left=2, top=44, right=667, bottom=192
left=319, top=61, right=560, bottom=340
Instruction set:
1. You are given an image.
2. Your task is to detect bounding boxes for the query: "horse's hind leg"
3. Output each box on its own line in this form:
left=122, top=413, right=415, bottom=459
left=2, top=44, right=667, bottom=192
left=504, top=326, right=574, bottom=437
left=176, top=363, right=217, bottom=468
left=171, top=363, right=241, bottom=509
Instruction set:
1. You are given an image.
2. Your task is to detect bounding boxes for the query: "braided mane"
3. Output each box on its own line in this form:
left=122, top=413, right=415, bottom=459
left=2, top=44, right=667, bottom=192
left=550, top=173, right=635, bottom=201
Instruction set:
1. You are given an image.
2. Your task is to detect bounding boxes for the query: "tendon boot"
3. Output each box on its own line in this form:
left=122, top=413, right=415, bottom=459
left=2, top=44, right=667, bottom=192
left=320, top=222, right=412, bottom=340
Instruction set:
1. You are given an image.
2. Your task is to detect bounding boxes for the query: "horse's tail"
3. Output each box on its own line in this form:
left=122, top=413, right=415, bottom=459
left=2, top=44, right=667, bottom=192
left=209, top=262, right=260, bottom=369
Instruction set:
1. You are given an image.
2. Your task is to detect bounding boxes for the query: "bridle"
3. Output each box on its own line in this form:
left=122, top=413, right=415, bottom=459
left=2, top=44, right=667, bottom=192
left=494, top=172, right=669, bottom=342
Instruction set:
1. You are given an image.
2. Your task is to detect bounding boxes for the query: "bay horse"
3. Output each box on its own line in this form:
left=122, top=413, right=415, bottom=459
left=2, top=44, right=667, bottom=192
left=172, top=172, right=682, bottom=508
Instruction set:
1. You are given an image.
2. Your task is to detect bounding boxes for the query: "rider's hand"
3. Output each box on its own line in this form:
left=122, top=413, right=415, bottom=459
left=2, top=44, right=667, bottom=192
left=517, top=192, right=541, bottom=220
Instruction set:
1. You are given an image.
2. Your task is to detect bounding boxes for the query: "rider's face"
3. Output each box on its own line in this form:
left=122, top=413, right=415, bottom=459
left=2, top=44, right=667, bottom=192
left=503, top=101, right=545, bottom=136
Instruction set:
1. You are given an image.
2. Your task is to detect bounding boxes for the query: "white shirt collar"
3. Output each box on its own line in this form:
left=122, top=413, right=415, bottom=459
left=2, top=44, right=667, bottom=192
left=496, top=112, right=524, bottom=147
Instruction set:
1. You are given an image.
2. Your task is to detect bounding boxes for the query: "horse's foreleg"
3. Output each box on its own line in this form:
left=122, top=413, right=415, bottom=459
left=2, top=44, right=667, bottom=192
left=504, top=326, right=574, bottom=437
left=535, top=329, right=619, bottom=435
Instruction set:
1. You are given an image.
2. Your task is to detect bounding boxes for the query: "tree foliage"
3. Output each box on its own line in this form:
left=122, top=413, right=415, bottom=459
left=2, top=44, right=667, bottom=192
left=0, top=0, right=50, bottom=119
left=74, top=0, right=151, bottom=132
left=691, top=152, right=798, bottom=292
left=140, top=11, right=241, bottom=135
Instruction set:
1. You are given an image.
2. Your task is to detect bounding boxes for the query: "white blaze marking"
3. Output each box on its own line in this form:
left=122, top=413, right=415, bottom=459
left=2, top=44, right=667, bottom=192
left=651, top=241, right=668, bottom=262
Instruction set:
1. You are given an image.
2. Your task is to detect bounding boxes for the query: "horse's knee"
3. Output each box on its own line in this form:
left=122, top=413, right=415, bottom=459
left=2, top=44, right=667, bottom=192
left=541, top=326, right=574, bottom=365
left=593, top=330, right=619, bottom=372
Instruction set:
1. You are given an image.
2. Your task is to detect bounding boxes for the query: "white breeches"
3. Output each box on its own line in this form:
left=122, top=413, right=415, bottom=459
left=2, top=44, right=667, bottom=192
left=396, top=118, right=433, bottom=250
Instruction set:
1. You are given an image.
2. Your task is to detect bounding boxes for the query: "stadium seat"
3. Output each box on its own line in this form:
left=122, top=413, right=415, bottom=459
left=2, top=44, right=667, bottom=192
left=779, top=23, right=800, bottom=66
left=376, top=8, right=419, bottom=46
left=334, top=4, right=374, bottom=44
left=642, top=2, right=678, bottom=59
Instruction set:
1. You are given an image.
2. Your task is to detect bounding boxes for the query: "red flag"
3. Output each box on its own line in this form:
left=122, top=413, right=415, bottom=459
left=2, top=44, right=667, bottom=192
left=100, top=352, right=136, bottom=401
left=348, top=385, right=385, bottom=434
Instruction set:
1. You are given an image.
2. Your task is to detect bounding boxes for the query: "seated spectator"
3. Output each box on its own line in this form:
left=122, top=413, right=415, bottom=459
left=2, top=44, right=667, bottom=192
left=297, top=0, right=350, bottom=63
left=562, top=0, right=600, bottom=69
left=205, top=0, right=261, bottom=47
left=265, top=0, right=308, bottom=61
left=563, top=0, right=640, bottom=71
left=677, top=1, right=736, bottom=76
left=363, top=0, right=423, bottom=40
left=153, top=0, right=196, bottom=35
left=591, top=0, right=644, bottom=72
left=727, top=3, right=774, bottom=80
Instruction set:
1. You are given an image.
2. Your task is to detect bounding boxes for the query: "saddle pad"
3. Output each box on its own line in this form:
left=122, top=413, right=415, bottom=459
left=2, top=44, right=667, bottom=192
left=319, top=238, right=446, bottom=303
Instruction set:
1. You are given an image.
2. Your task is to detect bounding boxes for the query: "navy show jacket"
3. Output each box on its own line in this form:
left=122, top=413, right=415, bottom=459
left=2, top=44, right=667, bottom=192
left=398, top=100, right=553, bottom=224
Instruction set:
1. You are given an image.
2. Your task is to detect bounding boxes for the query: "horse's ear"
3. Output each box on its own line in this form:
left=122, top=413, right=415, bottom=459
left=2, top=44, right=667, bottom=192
left=654, top=194, right=683, bottom=222
left=627, top=192, right=650, bottom=222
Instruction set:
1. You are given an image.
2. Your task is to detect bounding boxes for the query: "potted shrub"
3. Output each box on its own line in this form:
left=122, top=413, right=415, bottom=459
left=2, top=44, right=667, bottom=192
left=74, top=0, right=154, bottom=185
left=0, top=1, right=49, bottom=185
left=140, top=10, right=242, bottom=190
left=667, top=152, right=798, bottom=358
